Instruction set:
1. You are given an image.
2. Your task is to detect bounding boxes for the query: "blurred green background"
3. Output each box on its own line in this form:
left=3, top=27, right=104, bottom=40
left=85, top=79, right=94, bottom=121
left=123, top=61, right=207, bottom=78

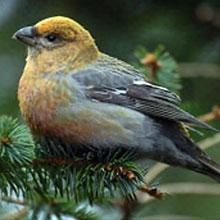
left=0, top=0, right=220, bottom=219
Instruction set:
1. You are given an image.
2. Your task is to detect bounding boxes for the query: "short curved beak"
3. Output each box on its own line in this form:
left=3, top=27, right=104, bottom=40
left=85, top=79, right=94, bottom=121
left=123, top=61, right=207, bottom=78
left=12, top=26, right=36, bottom=46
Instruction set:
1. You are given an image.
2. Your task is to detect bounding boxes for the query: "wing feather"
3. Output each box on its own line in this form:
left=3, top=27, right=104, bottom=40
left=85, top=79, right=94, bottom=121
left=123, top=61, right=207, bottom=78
left=72, top=54, right=217, bottom=131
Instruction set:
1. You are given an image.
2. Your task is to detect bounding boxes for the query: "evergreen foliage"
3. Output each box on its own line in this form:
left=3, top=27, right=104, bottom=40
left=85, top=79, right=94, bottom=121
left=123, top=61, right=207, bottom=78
left=1, top=46, right=218, bottom=220
left=134, top=45, right=182, bottom=93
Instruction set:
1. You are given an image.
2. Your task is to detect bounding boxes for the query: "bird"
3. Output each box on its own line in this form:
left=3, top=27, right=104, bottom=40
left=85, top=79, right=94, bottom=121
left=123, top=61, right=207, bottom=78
left=13, top=16, right=220, bottom=182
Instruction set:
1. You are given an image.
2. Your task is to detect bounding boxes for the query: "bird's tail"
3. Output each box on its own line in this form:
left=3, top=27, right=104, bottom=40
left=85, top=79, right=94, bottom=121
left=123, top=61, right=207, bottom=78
left=194, top=156, right=220, bottom=182
left=158, top=120, right=220, bottom=182
left=175, top=136, right=220, bottom=182
left=150, top=119, right=220, bottom=182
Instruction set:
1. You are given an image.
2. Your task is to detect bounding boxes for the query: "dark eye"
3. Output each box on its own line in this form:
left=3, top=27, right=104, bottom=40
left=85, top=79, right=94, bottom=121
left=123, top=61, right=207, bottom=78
left=45, top=34, right=58, bottom=42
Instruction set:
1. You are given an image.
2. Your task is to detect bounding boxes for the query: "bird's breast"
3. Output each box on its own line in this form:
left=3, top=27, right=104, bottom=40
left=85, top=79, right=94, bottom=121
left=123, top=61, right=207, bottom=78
left=18, top=73, right=72, bottom=135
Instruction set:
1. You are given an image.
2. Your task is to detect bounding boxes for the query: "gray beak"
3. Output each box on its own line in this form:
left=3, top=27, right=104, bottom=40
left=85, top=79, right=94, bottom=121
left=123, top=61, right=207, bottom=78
left=12, top=26, right=37, bottom=46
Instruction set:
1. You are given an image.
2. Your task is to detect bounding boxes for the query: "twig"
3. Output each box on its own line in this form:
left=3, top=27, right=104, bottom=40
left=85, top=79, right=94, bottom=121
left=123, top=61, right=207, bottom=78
left=140, top=53, right=161, bottom=81
left=139, top=185, right=164, bottom=199
left=120, top=185, right=165, bottom=220
left=178, top=63, right=220, bottom=79
left=33, top=158, right=90, bottom=166
left=161, top=182, right=220, bottom=195
left=198, top=133, right=220, bottom=150
left=198, top=105, right=220, bottom=123
left=138, top=182, right=220, bottom=204
left=143, top=163, right=169, bottom=185
left=121, top=199, right=138, bottom=220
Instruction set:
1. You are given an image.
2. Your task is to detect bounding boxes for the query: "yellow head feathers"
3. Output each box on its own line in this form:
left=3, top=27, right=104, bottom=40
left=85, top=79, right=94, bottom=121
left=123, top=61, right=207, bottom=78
left=35, top=16, right=93, bottom=42
left=14, top=16, right=99, bottom=73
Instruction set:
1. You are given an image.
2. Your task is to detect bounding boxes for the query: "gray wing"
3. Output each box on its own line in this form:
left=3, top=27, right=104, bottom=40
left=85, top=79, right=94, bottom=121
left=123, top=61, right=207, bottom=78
left=73, top=54, right=216, bottom=131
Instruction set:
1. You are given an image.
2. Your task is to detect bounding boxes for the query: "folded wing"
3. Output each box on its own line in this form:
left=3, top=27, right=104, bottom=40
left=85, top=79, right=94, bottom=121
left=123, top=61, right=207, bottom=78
left=73, top=54, right=217, bottom=131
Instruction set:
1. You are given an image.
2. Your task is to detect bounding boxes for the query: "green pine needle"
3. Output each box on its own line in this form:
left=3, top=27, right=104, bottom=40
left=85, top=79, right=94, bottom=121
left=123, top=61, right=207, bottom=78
left=29, top=194, right=101, bottom=220
left=0, top=115, right=35, bottom=166
left=134, top=45, right=182, bottom=94
left=0, top=115, right=35, bottom=196
left=0, top=116, right=147, bottom=215
left=32, top=153, right=146, bottom=203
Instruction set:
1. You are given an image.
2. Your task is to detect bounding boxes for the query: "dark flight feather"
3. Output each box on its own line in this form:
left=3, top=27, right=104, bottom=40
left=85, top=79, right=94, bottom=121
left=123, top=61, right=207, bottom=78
left=73, top=54, right=217, bottom=131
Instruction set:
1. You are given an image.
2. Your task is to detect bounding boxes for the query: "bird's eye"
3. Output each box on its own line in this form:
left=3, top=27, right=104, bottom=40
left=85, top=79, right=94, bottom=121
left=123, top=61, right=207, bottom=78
left=45, top=34, right=58, bottom=42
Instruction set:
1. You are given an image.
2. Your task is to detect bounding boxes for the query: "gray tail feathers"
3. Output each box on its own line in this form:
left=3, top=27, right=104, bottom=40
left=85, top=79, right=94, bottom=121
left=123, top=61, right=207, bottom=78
left=156, top=119, right=220, bottom=182
left=182, top=111, right=219, bottom=132
left=196, top=156, right=220, bottom=182
left=179, top=138, right=220, bottom=182
left=178, top=140, right=220, bottom=182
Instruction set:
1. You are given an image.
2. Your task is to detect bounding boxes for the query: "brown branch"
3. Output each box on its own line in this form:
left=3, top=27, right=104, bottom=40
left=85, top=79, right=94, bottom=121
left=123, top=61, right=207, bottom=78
left=178, top=63, right=220, bottom=78
left=0, top=136, right=11, bottom=145
left=198, top=105, right=220, bottom=123
left=120, top=181, right=220, bottom=219
left=143, top=163, right=169, bottom=185
left=140, top=53, right=161, bottom=82
left=120, top=199, right=139, bottom=220
left=32, top=158, right=90, bottom=167
left=120, top=185, right=165, bottom=220
left=139, top=186, right=164, bottom=199
left=138, top=182, right=220, bottom=204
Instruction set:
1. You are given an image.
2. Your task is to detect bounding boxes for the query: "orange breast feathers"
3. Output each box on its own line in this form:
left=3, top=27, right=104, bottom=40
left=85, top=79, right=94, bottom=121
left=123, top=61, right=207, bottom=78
left=18, top=69, right=128, bottom=144
left=18, top=68, right=72, bottom=136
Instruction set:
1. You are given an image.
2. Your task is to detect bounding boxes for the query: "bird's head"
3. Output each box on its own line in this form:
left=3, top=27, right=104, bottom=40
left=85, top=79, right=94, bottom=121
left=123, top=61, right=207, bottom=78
left=13, top=16, right=99, bottom=73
